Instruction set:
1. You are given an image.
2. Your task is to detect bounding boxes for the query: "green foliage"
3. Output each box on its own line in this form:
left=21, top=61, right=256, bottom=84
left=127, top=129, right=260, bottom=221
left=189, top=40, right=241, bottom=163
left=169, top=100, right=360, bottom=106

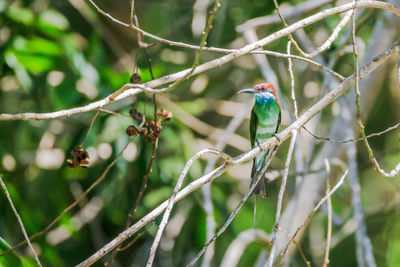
left=0, top=0, right=399, bottom=266
left=0, top=237, right=23, bottom=267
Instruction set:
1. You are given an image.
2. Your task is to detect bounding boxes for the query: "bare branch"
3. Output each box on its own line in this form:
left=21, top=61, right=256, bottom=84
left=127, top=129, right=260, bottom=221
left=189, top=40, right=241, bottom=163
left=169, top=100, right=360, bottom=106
left=353, top=1, right=400, bottom=178
left=75, top=39, right=400, bottom=267
left=267, top=130, right=298, bottom=267
left=279, top=170, right=349, bottom=263
left=302, top=121, right=400, bottom=143
left=345, top=111, right=377, bottom=267
left=220, top=229, right=271, bottom=267
left=287, top=41, right=298, bottom=119
left=0, top=175, right=42, bottom=266
left=398, top=50, right=400, bottom=87
left=309, top=10, right=353, bottom=58
left=80, top=111, right=99, bottom=147
left=2, top=1, right=397, bottom=121
left=322, top=163, right=333, bottom=267
left=200, top=100, right=252, bottom=267
left=273, top=0, right=310, bottom=57
left=146, top=148, right=231, bottom=267
left=0, top=142, right=130, bottom=257
left=236, top=0, right=335, bottom=31
left=188, top=150, right=278, bottom=267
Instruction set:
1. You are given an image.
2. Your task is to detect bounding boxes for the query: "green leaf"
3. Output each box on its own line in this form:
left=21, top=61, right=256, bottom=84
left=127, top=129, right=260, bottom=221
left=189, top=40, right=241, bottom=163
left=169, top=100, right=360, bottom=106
left=4, top=50, right=32, bottom=91
left=36, top=9, right=69, bottom=37
left=14, top=54, right=56, bottom=73
left=0, top=237, right=23, bottom=267
left=13, top=36, right=63, bottom=56
left=6, top=6, right=34, bottom=25
left=8, top=37, right=63, bottom=73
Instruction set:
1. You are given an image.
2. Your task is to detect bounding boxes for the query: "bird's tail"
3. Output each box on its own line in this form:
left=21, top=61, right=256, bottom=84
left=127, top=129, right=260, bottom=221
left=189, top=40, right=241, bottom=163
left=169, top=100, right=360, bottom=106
left=252, top=177, right=268, bottom=197
left=250, top=154, right=270, bottom=198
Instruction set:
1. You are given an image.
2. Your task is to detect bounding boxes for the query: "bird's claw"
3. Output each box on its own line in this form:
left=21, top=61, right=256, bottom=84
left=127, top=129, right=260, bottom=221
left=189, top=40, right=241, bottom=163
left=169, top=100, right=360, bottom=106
left=273, top=133, right=281, bottom=143
left=256, top=140, right=264, bottom=151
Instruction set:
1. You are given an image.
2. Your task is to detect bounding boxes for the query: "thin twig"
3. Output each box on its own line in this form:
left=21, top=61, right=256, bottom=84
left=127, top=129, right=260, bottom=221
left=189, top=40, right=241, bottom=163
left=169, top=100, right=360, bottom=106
left=0, top=142, right=130, bottom=257
left=272, top=0, right=310, bottom=58
left=0, top=175, right=42, bottom=266
left=279, top=170, right=349, bottom=263
left=200, top=100, right=251, bottom=267
left=76, top=42, right=400, bottom=266
left=345, top=108, right=377, bottom=267
left=278, top=226, right=311, bottom=267
left=107, top=14, right=159, bottom=263
left=105, top=139, right=158, bottom=267
left=220, top=229, right=271, bottom=266
left=397, top=50, right=400, bottom=87
left=187, top=150, right=278, bottom=267
left=146, top=3, right=221, bottom=263
left=352, top=5, right=379, bottom=263
left=322, top=164, right=332, bottom=267
left=96, top=108, right=130, bottom=118
left=117, top=221, right=155, bottom=252
left=352, top=1, right=400, bottom=177
left=237, top=0, right=335, bottom=31
left=267, top=130, right=298, bottom=267
left=308, top=10, right=353, bottom=58
left=302, top=121, right=400, bottom=143
left=80, top=111, right=99, bottom=147
left=147, top=148, right=232, bottom=267
left=112, top=0, right=221, bottom=100
left=129, top=0, right=150, bottom=48
left=287, top=41, right=298, bottom=119
left=5, top=1, right=396, bottom=121
left=88, top=0, right=343, bottom=81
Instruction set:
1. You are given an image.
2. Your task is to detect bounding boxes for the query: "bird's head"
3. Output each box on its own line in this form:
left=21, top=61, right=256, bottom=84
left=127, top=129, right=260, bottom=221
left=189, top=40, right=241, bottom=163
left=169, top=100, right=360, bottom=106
left=237, top=83, right=278, bottom=103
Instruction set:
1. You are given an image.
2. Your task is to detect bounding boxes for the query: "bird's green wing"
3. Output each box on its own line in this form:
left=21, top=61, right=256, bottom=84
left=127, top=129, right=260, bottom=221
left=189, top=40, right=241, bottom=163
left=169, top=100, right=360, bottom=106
left=275, top=105, right=281, bottom=134
left=250, top=109, right=257, bottom=147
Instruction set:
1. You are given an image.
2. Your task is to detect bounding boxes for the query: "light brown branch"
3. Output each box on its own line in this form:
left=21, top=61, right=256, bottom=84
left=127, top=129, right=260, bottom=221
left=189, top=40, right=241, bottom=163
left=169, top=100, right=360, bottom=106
left=0, top=142, right=130, bottom=257
left=2, top=1, right=397, bottom=121
left=75, top=41, right=400, bottom=265
left=302, top=121, right=400, bottom=143
left=267, top=130, right=298, bottom=266
left=0, top=175, right=42, bottom=266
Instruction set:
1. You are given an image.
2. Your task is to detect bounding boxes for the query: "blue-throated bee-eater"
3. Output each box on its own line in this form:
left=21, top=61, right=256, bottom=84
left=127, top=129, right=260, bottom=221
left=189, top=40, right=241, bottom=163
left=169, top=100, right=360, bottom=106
left=238, top=83, right=281, bottom=197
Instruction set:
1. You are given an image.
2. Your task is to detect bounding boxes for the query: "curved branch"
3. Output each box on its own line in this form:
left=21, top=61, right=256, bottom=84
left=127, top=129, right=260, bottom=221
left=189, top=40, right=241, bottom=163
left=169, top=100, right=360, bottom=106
left=75, top=40, right=400, bottom=267
left=220, top=229, right=271, bottom=267
left=1, top=1, right=398, bottom=121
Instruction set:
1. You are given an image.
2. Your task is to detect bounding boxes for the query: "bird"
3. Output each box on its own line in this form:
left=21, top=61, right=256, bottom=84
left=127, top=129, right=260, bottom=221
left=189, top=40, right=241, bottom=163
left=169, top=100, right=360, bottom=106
left=238, top=83, right=281, bottom=198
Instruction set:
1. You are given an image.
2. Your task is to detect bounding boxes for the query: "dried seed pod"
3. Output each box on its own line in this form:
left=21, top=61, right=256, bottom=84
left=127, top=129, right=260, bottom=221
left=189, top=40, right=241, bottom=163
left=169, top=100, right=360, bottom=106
left=126, top=125, right=139, bottom=136
left=130, top=73, right=142, bottom=84
left=157, top=109, right=172, bottom=122
left=138, top=127, right=148, bottom=136
left=67, top=146, right=90, bottom=168
left=129, top=108, right=144, bottom=122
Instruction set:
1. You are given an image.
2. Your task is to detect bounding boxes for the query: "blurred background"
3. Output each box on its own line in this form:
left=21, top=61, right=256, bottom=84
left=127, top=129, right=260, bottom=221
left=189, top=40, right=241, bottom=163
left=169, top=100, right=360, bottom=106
left=0, top=0, right=400, bottom=266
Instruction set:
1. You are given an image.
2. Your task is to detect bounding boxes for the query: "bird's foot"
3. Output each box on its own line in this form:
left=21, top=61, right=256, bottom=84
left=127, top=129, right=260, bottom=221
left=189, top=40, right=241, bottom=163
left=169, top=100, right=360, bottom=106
left=273, top=133, right=281, bottom=143
left=256, top=140, right=264, bottom=151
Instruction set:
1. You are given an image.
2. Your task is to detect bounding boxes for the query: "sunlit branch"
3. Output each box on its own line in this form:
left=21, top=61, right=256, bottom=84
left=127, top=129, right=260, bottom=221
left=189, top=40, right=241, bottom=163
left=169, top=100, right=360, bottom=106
left=2, top=1, right=397, bottom=121
left=0, top=176, right=42, bottom=266
left=75, top=41, right=400, bottom=266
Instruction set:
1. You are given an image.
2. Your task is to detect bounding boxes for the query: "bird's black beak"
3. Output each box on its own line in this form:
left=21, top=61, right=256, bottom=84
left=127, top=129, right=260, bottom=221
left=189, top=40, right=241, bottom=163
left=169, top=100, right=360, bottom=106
left=237, top=88, right=257, bottom=94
